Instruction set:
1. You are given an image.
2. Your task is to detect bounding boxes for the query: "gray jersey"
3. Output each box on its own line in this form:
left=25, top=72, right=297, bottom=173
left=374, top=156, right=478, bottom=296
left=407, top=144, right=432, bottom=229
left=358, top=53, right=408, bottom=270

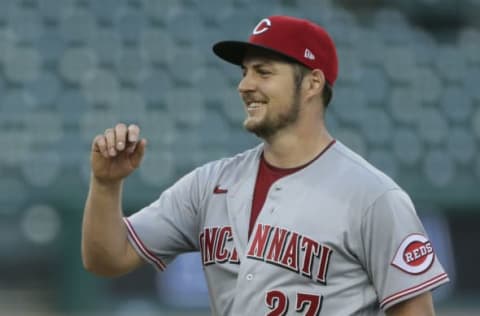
left=125, top=141, right=449, bottom=315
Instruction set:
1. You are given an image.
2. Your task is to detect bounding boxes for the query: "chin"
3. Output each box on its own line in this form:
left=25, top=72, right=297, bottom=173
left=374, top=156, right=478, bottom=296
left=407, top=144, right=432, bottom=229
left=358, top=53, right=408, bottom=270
left=244, top=118, right=262, bottom=132
left=244, top=120, right=274, bottom=139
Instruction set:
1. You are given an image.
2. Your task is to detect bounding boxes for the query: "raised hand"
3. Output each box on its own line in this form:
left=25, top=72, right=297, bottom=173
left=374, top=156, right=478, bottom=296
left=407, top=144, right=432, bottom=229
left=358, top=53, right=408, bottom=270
left=90, top=123, right=147, bottom=184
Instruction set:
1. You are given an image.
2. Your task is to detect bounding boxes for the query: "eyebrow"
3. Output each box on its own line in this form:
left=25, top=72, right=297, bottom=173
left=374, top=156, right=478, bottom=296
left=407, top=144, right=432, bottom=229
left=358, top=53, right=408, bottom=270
left=241, top=61, right=275, bottom=70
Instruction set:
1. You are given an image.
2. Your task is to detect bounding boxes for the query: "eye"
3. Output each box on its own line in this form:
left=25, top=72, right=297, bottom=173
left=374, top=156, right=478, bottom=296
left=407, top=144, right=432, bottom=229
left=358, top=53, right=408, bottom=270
left=257, top=68, right=272, bottom=76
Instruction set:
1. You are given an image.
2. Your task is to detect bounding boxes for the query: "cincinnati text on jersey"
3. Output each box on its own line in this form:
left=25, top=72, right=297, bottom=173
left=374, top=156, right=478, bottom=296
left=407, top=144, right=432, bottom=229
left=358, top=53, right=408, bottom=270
left=199, top=224, right=333, bottom=284
left=199, top=226, right=240, bottom=265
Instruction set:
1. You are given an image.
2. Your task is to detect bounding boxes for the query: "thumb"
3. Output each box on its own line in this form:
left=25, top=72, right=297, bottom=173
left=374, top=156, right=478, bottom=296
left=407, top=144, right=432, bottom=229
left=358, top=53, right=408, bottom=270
left=130, top=138, right=147, bottom=169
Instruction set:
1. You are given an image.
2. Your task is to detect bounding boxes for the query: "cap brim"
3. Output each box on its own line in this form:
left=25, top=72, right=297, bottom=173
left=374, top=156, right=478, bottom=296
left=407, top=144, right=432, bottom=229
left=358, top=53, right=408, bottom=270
left=213, top=41, right=299, bottom=67
left=212, top=41, right=251, bottom=66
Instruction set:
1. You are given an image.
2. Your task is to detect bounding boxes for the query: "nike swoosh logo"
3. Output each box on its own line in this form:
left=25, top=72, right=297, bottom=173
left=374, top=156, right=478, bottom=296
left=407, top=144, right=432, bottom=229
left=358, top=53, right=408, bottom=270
left=213, top=185, right=228, bottom=194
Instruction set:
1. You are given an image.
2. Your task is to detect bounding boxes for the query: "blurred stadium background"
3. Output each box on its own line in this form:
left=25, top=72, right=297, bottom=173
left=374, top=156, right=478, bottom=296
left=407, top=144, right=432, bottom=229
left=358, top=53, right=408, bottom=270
left=0, top=0, right=479, bottom=315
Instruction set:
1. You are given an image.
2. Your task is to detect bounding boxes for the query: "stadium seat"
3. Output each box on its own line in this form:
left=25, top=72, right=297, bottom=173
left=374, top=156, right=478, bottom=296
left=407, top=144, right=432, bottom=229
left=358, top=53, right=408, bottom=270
left=140, top=28, right=176, bottom=66
left=24, top=111, right=63, bottom=144
left=25, top=71, right=61, bottom=107
left=458, top=28, right=480, bottom=64
left=389, top=87, right=422, bottom=124
left=220, top=90, right=245, bottom=125
left=3, top=46, right=41, bottom=84
left=368, top=149, right=398, bottom=178
left=87, top=28, right=123, bottom=67
left=165, top=87, right=205, bottom=127
left=59, top=47, right=97, bottom=84
left=113, top=7, right=148, bottom=45
left=446, top=127, right=476, bottom=164
left=35, top=26, right=66, bottom=65
left=55, top=89, right=88, bottom=127
left=360, top=108, right=393, bottom=146
left=86, top=0, right=127, bottom=25
left=194, top=66, right=232, bottom=108
left=114, top=89, right=148, bottom=123
left=332, top=86, right=368, bottom=124
left=169, top=49, right=206, bottom=86
left=357, top=66, right=388, bottom=105
left=115, top=47, right=148, bottom=85
left=37, top=0, right=75, bottom=23
left=0, top=177, right=28, bottom=212
left=166, top=6, right=204, bottom=46
left=472, top=107, right=480, bottom=140
left=393, top=129, right=423, bottom=166
left=140, top=0, right=178, bottom=24
left=22, top=149, right=62, bottom=188
left=139, top=151, right=176, bottom=188
left=410, top=66, right=443, bottom=104
left=440, top=86, right=473, bottom=123
left=335, top=128, right=368, bottom=157
left=81, top=68, right=120, bottom=108
left=6, top=6, right=43, bottom=46
left=435, top=45, right=467, bottom=82
left=384, top=46, right=416, bottom=83
left=423, top=150, right=455, bottom=187
left=418, top=107, right=449, bottom=145
left=20, top=204, right=61, bottom=245
left=59, top=8, right=98, bottom=45
left=139, top=70, right=173, bottom=107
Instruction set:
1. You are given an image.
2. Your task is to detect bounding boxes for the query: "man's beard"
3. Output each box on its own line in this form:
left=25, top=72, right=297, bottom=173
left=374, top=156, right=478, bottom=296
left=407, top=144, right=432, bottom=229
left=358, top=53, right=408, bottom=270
left=245, top=88, right=302, bottom=139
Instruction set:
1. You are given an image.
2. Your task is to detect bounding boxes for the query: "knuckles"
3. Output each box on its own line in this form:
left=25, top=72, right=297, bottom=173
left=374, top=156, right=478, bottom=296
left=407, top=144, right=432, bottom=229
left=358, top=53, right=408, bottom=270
left=115, top=123, right=127, bottom=131
left=96, top=123, right=142, bottom=146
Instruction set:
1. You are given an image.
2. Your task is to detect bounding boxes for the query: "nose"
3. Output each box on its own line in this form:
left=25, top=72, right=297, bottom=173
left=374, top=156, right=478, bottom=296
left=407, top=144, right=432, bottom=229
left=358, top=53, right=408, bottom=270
left=237, top=71, right=256, bottom=94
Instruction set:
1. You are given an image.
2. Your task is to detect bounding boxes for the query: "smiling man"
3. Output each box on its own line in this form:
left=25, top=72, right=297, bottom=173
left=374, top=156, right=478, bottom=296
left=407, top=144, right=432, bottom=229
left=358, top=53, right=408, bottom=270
left=82, top=16, right=449, bottom=315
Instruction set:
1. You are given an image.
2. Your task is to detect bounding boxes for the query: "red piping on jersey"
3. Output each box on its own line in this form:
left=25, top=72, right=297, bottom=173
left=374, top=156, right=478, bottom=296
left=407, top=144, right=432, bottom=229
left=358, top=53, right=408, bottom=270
left=248, top=139, right=337, bottom=237
left=379, top=273, right=449, bottom=309
left=262, top=139, right=336, bottom=172
left=123, top=218, right=167, bottom=271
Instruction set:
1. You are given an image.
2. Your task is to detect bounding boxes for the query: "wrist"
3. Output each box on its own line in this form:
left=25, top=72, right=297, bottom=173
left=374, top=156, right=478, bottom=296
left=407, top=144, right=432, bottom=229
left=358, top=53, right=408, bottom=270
left=90, top=175, right=123, bottom=192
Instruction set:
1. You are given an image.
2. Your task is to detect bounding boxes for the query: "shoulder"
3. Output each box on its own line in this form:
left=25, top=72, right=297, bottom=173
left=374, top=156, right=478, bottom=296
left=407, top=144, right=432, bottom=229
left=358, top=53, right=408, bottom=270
left=162, top=144, right=262, bottom=204
left=327, top=141, right=403, bottom=202
left=191, top=143, right=263, bottom=184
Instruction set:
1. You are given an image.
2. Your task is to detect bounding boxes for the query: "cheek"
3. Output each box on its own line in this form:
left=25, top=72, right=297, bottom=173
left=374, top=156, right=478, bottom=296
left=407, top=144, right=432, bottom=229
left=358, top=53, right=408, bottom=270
left=265, top=81, right=294, bottom=99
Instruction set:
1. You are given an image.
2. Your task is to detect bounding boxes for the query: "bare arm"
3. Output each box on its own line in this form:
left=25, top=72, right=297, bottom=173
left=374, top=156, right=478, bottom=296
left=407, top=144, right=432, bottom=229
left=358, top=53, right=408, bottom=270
left=386, top=292, right=435, bottom=316
left=81, top=123, right=146, bottom=277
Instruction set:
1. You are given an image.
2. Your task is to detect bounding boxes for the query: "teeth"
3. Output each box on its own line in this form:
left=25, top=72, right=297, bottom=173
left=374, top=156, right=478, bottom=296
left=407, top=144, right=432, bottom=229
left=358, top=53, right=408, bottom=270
left=247, top=102, right=264, bottom=108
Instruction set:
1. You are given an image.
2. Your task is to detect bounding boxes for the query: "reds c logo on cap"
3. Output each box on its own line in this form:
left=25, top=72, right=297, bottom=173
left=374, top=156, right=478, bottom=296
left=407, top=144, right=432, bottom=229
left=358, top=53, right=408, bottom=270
left=252, top=18, right=271, bottom=35
left=391, top=233, right=435, bottom=275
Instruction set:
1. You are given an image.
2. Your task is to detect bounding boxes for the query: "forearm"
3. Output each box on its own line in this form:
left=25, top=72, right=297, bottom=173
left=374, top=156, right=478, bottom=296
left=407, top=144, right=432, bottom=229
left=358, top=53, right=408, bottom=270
left=81, top=177, right=130, bottom=276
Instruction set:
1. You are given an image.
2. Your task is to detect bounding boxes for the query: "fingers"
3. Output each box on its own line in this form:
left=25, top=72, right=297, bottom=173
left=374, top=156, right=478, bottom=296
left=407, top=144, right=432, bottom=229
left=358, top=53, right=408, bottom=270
left=126, top=124, right=140, bottom=154
left=115, top=123, right=128, bottom=151
left=92, top=123, right=143, bottom=158
left=130, top=139, right=147, bottom=169
left=105, top=127, right=116, bottom=156
left=92, top=134, right=109, bottom=158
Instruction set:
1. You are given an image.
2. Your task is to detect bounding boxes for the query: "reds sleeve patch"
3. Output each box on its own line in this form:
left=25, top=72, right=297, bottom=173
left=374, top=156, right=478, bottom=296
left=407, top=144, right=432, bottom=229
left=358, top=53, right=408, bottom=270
left=391, top=233, right=435, bottom=275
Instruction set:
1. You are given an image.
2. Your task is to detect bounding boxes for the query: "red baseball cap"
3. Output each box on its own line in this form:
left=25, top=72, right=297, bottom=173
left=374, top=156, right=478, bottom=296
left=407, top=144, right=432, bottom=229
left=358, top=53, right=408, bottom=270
left=213, top=15, right=339, bottom=86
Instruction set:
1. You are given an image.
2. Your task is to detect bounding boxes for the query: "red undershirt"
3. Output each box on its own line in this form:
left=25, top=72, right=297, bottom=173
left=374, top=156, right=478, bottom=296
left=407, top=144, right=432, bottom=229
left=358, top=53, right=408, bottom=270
left=248, top=140, right=336, bottom=237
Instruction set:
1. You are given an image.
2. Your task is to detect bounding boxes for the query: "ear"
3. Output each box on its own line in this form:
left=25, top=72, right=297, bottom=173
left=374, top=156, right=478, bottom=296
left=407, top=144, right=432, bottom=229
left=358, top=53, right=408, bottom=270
left=303, top=69, right=326, bottom=102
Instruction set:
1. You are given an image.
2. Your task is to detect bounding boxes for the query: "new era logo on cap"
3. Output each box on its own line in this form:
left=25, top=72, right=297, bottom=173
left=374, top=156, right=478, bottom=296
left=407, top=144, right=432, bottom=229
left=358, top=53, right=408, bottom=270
left=304, top=48, right=315, bottom=60
left=213, top=15, right=339, bottom=86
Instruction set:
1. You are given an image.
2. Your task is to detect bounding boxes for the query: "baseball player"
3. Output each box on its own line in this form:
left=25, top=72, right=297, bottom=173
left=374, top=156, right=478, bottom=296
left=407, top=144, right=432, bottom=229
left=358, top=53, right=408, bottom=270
left=82, top=16, right=449, bottom=315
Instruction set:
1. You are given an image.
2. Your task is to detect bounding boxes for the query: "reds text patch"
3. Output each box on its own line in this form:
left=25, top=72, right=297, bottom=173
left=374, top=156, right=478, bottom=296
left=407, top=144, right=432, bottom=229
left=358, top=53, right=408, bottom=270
left=391, top=233, right=435, bottom=274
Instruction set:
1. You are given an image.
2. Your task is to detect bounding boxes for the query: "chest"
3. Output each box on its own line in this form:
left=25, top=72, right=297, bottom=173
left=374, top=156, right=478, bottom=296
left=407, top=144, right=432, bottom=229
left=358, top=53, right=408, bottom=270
left=198, top=178, right=356, bottom=275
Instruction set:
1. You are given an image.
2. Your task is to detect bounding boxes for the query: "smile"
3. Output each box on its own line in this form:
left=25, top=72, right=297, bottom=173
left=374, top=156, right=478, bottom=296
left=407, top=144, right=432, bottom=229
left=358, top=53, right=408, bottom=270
left=246, top=101, right=266, bottom=109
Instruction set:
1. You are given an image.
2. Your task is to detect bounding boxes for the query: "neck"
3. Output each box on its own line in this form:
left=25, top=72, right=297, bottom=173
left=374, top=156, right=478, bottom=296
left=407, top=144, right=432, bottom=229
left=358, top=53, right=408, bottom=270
left=262, top=123, right=333, bottom=168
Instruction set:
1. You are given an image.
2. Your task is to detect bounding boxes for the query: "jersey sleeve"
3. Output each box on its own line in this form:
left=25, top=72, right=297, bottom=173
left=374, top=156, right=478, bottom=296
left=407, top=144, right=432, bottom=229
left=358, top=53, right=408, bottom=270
left=360, top=189, right=449, bottom=311
left=124, top=167, right=205, bottom=271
